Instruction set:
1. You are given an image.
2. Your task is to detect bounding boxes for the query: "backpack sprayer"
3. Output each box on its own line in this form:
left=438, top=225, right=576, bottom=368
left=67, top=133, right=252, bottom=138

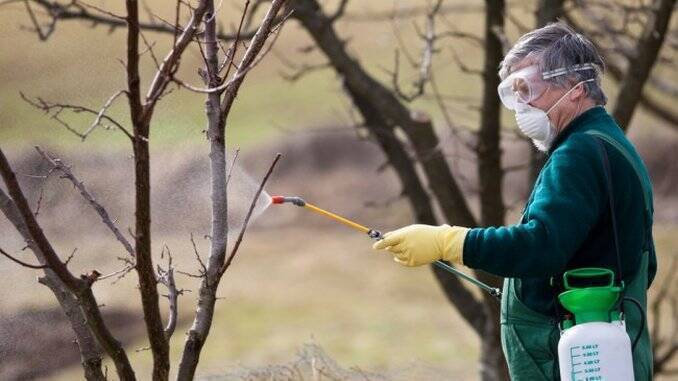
left=271, top=195, right=502, bottom=299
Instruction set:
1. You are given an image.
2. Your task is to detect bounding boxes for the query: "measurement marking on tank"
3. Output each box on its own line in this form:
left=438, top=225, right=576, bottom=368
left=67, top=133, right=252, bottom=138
left=569, top=345, right=602, bottom=381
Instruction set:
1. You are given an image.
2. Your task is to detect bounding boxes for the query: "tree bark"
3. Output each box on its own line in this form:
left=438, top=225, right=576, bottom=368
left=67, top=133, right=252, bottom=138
left=536, top=0, right=564, bottom=27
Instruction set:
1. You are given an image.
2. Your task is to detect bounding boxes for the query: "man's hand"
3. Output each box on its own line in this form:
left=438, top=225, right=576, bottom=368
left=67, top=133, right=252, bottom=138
left=372, top=224, right=469, bottom=266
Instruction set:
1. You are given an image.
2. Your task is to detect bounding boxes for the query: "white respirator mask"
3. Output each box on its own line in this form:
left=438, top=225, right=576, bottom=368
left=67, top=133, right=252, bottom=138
left=498, top=64, right=597, bottom=151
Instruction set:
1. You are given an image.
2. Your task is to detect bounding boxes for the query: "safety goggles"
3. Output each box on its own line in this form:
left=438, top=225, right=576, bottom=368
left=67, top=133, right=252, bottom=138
left=497, top=65, right=549, bottom=110
left=498, top=63, right=596, bottom=110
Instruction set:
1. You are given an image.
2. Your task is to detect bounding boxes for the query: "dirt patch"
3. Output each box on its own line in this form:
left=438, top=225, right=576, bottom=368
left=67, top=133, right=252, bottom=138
left=0, top=307, right=144, bottom=380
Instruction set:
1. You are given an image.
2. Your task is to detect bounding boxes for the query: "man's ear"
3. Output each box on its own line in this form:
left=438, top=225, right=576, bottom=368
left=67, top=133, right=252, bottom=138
left=569, top=82, right=587, bottom=101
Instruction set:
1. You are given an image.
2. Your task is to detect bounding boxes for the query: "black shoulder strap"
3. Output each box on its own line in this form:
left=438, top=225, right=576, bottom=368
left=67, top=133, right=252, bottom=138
left=594, top=137, right=624, bottom=287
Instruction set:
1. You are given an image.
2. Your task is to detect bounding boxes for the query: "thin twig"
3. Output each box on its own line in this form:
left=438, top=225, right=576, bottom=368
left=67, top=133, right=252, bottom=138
left=35, top=147, right=135, bottom=257
left=226, top=148, right=240, bottom=186
left=80, top=90, right=127, bottom=141
left=156, top=245, right=179, bottom=339
left=220, top=153, right=281, bottom=275
left=20, top=92, right=133, bottom=140
left=0, top=247, right=49, bottom=269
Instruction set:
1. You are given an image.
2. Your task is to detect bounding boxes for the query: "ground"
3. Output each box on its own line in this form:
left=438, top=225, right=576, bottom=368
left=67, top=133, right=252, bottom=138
left=0, top=131, right=675, bottom=380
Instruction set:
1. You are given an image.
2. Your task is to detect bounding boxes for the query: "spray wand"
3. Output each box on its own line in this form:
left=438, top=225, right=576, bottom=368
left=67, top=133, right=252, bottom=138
left=271, top=195, right=502, bottom=299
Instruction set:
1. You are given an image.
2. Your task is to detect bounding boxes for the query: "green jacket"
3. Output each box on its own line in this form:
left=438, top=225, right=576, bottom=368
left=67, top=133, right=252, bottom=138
left=463, top=106, right=657, bottom=316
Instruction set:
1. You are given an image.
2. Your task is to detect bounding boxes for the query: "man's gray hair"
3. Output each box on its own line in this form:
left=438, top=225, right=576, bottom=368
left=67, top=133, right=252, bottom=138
left=499, top=22, right=607, bottom=105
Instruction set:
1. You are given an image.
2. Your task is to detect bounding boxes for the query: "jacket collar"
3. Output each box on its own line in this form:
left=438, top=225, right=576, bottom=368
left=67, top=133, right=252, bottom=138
left=548, top=106, right=609, bottom=154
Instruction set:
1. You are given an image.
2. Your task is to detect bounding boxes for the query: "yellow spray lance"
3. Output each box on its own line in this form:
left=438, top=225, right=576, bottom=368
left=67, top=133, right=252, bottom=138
left=271, top=195, right=501, bottom=298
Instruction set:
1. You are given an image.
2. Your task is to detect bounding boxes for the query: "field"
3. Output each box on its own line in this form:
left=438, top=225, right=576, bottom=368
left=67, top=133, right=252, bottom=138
left=0, top=1, right=676, bottom=380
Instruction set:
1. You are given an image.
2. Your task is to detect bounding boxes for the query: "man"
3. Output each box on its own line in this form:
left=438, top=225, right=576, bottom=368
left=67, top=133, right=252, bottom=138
left=373, top=22, right=656, bottom=380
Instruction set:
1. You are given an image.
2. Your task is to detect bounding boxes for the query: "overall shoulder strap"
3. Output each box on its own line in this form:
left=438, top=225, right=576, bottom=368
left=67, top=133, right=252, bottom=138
left=591, top=136, right=624, bottom=287
left=584, top=131, right=652, bottom=216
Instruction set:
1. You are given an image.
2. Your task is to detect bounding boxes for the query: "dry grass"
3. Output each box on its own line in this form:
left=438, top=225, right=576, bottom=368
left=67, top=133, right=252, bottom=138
left=200, top=343, right=456, bottom=381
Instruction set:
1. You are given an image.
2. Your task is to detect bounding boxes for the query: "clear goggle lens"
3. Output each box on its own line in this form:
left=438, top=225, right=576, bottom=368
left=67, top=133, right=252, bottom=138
left=497, top=65, right=548, bottom=110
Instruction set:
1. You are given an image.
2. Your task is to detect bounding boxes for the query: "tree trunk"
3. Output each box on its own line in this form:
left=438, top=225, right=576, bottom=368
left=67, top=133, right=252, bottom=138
left=177, top=1, right=225, bottom=378
left=476, top=1, right=509, bottom=379
left=612, top=0, right=676, bottom=130
left=177, top=2, right=288, bottom=378
left=0, top=190, right=106, bottom=381
left=528, top=0, right=565, bottom=185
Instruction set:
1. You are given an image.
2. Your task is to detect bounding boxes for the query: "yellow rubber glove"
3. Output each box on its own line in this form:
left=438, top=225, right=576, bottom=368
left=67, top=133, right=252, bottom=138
left=372, top=224, right=469, bottom=267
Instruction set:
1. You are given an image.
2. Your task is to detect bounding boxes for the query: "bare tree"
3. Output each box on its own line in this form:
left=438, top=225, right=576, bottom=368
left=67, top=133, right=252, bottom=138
left=0, top=0, right=288, bottom=380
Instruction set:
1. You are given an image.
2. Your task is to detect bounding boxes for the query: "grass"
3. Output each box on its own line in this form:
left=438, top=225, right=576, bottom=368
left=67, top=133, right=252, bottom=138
left=40, top=225, right=481, bottom=380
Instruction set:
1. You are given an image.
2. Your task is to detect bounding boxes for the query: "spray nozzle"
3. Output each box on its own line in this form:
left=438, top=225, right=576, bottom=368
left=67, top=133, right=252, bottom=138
left=271, top=195, right=306, bottom=206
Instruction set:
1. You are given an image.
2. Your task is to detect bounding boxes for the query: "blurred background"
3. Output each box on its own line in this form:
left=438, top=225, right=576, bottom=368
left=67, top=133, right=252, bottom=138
left=0, top=0, right=676, bottom=380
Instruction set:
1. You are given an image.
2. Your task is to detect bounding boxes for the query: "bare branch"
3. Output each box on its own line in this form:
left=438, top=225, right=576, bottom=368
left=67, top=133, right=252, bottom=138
left=20, top=92, right=133, bottom=140
left=450, top=46, right=483, bottom=76
left=226, top=148, right=240, bottom=186
left=1, top=148, right=82, bottom=289
left=177, top=7, right=293, bottom=95
left=35, top=147, right=135, bottom=257
left=78, top=0, right=125, bottom=19
left=0, top=246, right=49, bottom=269
left=178, top=3, right=288, bottom=379
left=564, top=13, right=678, bottom=130
left=344, top=3, right=483, bottom=22
left=81, top=90, right=128, bottom=141
left=32, top=167, right=55, bottom=217
left=98, top=261, right=136, bottom=283
left=218, top=0, right=250, bottom=78
left=274, top=49, right=331, bottom=82
left=143, top=1, right=210, bottom=114
left=220, top=153, right=282, bottom=275
left=388, top=1, right=443, bottom=102
left=22, top=0, right=57, bottom=40
left=328, top=0, right=349, bottom=23
left=156, top=245, right=179, bottom=340
left=139, top=31, right=161, bottom=70
left=9, top=0, right=254, bottom=41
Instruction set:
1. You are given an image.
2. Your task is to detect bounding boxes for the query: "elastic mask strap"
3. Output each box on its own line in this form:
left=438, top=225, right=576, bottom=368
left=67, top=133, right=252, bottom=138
left=545, top=79, right=595, bottom=116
